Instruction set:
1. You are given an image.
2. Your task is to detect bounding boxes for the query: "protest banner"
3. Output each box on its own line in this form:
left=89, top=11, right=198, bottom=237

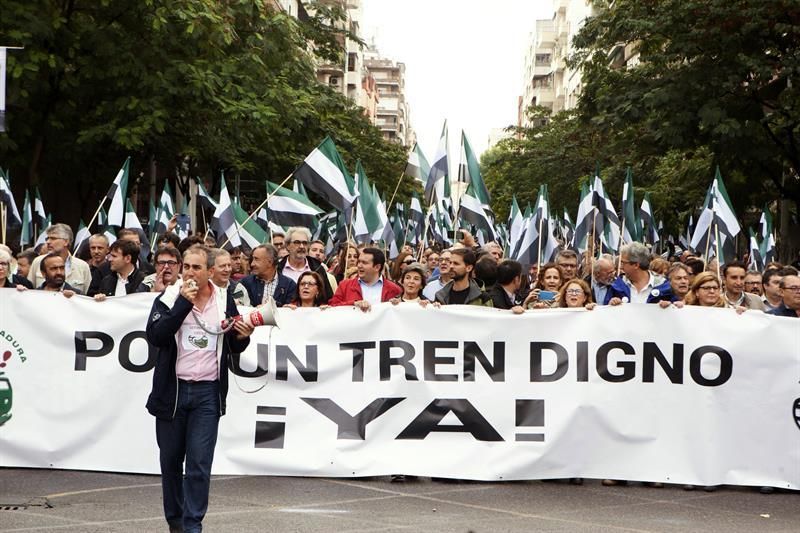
left=0, top=291, right=798, bottom=489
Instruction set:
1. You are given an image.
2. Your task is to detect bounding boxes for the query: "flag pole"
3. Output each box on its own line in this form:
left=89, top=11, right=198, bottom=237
left=616, top=213, right=626, bottom=276
left=589, top=211, right=597, bottom=286
left=345, top=204, right=356, bottom=247
left=220, top=171, right=294, bottom=248
left=714, top=222, right=722, bottom=280
left=86, top=196, right=109, bottom=232
left=385, top=170, right=405, bottom=217
left=536, top=213, right=544, bottom=272
left=1, top=203, right=6, bottom=245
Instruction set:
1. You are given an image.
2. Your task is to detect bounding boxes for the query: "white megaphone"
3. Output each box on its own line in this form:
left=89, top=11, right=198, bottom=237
left=223, top=297, right=280, bottom=330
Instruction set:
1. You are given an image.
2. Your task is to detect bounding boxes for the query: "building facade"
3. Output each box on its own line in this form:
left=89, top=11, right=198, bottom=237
left=364, top=45, right=413, bottom=146
left=518, top=0, right=597, bottom=128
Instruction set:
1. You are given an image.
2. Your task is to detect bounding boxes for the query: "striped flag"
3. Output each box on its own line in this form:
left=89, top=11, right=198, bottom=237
left=621, top=168, right=640, bottom=244
left=458, top=131, right=492, bottom=211
left=105, top=158, right=129, bottom=227
left=20, top=191, right=33, bottom=246
left=233, top=201, right=267, bottom=249
left=690, top=167, right=740, bottom=257
left=0, top=172, right=20, bottom=225
left=424, top=121, right=449, bottom=206
left=266, top=180, right=323, bottom=229
left=211, top=175, right=241, bottom=249
left=33, top=187, right=47, bottom=233
left=195, top=177, right=218, bottom=212
left=353, top=160, right=382, bottom=243
left=747, top=228, right=763, bottom=271
left=125, top=199, right=151, bottom=260
left=294, top=136, right=357, bottom=212
left=405, top=142, right=431, bottom=185
left=73, top=220, right=91, bottom=257
left=572, top=182, right=594, bottom=252
left=758, top=204, right=776, bottom=264
left=458, top=184, right=496, bottom=241
left=591, top=174, right=621, bottom=253
left=639, top=192, right=659, bottom=245
left=508, top=196, right=524, bottom=256
left=155, top=181, right=175, bottom=235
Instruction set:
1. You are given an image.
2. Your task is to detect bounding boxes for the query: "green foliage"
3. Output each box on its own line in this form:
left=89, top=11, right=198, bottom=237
left=0, top=0, right=406, bottom=222
left=483, top=0, right=799, bottom=241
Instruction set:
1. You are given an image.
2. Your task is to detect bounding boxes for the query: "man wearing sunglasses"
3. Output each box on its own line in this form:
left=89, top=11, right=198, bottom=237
left=277, top=226, right=334, bottom=301
left=139, top=247, right=182, bottom=293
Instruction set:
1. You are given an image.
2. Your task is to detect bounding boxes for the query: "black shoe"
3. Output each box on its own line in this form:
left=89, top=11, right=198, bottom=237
left=168, top=525, right=183, bottom=533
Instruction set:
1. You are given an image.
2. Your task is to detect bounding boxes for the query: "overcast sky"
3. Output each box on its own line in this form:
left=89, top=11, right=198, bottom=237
left=361, top=0, right=553, bottom=162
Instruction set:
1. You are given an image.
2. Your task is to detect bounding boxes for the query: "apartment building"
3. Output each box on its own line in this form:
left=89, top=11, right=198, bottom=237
left=518, top=0, right=597, bottom=128
left=364, top=45, right=413, bottom=146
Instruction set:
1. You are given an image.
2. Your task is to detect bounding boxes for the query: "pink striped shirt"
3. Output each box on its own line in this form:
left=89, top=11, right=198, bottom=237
left=175, top=283, right=220, bottom=381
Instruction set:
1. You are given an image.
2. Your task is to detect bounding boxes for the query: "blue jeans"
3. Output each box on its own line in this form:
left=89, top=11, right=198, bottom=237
left=156, top=380, right=220, bottom=533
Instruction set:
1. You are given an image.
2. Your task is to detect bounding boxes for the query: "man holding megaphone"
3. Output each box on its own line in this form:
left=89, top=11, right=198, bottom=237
left=145, top=244, right=254, bottom=533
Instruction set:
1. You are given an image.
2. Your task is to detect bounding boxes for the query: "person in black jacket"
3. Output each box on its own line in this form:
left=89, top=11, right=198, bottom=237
left=239, top=244, right=296, bottom=307
left=276, top=227, right=335, bottom=301
left=145, top=244, right=253, bottom=533
left=485, top=260, right=525, bottom=313
left=93, top=240, right=147, bottom=300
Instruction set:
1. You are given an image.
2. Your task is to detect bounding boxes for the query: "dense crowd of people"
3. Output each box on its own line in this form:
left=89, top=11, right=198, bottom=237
left=2, top=221, right=798, bottom=531
left=1, top=222, right=798, bottom=318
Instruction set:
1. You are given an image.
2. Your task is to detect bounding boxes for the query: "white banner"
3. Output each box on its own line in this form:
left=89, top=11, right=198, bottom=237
left=0, top=290, right=799, bottom=489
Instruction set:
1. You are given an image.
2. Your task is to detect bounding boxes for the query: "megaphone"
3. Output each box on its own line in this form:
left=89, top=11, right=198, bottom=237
left=223, top=297, right=280, bottom=330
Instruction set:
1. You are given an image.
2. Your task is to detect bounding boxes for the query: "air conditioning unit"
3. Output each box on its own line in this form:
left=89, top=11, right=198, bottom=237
left=329, top=76, right=340, bottom=86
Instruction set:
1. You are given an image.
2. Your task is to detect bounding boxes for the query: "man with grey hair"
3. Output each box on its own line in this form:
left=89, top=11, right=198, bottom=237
left=607, top=242, right=665, bottom=305
left=240, top=243, right=296, bottom=307
left=482, top=242, right=503, bottom=263
left=27, top=223, right=92, bottom=294
left=277, top=226, right=334, bottom=301
left=555, top=249, right=579, bottom=281
left=589, top=254, right=615, bottom=305
left=208, top=248, right=250, bottom=306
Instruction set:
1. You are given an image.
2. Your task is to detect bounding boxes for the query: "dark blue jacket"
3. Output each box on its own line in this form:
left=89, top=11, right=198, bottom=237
left=145, top=286, right=250, bottom=420
left=606, top=275, right=667, bottom=304
left=239, top=273, right=295, bottom=307
left=767, top=304, right=799, bottom=318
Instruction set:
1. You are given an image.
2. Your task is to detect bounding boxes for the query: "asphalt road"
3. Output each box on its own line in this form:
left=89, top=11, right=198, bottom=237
left=0, top=469, right=797, bottom=532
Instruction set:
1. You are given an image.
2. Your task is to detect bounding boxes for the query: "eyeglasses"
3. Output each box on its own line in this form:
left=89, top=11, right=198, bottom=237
left=783, top=286, right=800, bottom=292
left=698, top=285, right=719, bottom=291
left=565, top=288, right=584, bottom=295
left=0, top=262, right=8, bottom=268
left=291, top=240, right=309, bottom=247
left=157, top=260, right=179, bottom=267
left=299, top=281, right=318, bottom=287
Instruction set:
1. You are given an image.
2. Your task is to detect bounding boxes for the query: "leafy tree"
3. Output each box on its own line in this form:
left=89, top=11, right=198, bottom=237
left=0, top=0, right=407, bottom=229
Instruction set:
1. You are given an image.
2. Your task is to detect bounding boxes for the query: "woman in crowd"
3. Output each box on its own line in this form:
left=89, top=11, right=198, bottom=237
left=390, top=252, right=415, bottom=282
left=332, top=243, right=359, bottom=282
left=684, top=272, right=726, bottom=307
left=391, top=263, right=434, bottom=307
left=0, top=248, right=31, bottom=290
left=555, top=279, right=596, bottom=310
left=524, top=263, right=565, bottom=309
left=286, top=271, right=328, bottom=309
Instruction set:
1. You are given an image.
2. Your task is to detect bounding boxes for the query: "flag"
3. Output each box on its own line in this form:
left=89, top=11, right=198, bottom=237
left=73, top=220, right=92, bottom=257
left=639, top=192, right=659, bottom=244
left=34, top=214, right=51, bottom=247
left=124, top=198, right=152, bottom=260
left=33, top=187, right=47, bottom=232
left=690, top=167, right=740, bottom=258
left=562, top=208, right=575, bottom=248
left=20, top=190, right=33, bottom=246
left=211, top=175, right=241, bottom=248
left=513, top=186, right=557, bottom=265
left=352, top=161, right=382, bottom=243
left=155, top=181, right=175, bottom=235
left=621, top=168, right=640, bottom=244
left=424, top=121, right=449, bottom=206
left=405, top=142, right=431, bottom=185
left=458, top=184, right=496, bottom=240
left=294, top=136, right=357, bottom=211
left=591, top=174, right=621, bottom=253
left=572, top=182, right=594, bottom=252
left=266, top=180, right=323, bottom=229
left=195, top=177, right=218, bottom=212
left=508, top=196, right=524, bottom=256
left=232, top=201, right=267, bottom=249
left=758, top=204, right=776, bottom=264
left=458, top=131, right=492, bottom=209
left=105, top=158, right=129, bottom=227
left=747, top=228, right=763, bottom=271
left=97, top=207, right=117, bottom=245
left=0, top=173, right=20, bottom=225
